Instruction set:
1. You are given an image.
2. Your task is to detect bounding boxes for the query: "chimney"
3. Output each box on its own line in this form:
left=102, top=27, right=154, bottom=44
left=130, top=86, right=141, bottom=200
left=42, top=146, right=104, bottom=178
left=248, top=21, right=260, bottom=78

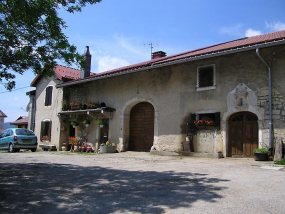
left=81, top=46, right=91, bottom=79
left=152, top=51, right=167, bottom=59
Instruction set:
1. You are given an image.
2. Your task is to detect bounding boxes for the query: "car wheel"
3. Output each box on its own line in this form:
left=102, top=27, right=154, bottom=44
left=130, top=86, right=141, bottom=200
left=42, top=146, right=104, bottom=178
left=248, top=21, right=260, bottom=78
left=9, top=144, right=15, bottom=153
left=31, top=148, right=36, bottom=152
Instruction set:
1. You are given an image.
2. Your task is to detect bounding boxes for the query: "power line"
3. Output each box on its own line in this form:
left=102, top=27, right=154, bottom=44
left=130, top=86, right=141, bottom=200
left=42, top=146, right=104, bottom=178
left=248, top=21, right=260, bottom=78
left=0, top=85, right=33, bottom=94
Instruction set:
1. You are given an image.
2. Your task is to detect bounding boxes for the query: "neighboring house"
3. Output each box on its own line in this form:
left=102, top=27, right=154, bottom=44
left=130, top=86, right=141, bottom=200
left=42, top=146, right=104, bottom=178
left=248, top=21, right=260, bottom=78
left=0, top=110, right=7, bottom=133
left=29, top=61, right=84, bottom=146
left=54, top=30, right=285, bottom=158
left=10, top=116, right=28, bottom=128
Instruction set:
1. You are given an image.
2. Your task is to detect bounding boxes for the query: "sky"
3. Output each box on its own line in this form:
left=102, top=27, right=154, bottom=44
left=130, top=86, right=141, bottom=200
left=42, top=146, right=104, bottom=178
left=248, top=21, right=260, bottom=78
left=1, top=0, right=285, bottom=123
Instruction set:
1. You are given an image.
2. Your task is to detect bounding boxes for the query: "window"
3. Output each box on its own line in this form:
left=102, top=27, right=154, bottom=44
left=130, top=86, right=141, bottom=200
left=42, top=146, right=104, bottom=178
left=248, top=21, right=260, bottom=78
left=45, top=86, right=53, bottom=106
left=197, top=65, right=216, bottom=91
left=190, top=112, right=220, bottom=130
left=41, top=121, right=52, bottom=141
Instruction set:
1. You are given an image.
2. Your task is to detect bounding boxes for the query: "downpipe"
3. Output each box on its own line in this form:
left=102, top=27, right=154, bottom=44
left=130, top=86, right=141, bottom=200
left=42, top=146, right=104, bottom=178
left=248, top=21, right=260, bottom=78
left=256, top=48, right=273, bottom=149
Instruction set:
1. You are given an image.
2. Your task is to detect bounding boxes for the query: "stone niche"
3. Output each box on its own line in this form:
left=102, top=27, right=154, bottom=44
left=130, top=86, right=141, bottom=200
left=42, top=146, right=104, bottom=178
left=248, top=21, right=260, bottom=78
left=227, top=83, right=257, bottom=111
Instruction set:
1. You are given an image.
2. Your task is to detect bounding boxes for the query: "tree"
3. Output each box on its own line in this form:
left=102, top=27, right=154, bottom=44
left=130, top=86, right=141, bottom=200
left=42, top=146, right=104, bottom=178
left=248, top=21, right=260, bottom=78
left=0, top=0, right=102, bottom=90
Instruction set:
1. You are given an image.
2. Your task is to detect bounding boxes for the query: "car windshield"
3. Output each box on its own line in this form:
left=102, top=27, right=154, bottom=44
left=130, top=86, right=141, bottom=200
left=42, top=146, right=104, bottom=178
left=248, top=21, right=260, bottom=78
left=15, top=129, right=35, bottom=136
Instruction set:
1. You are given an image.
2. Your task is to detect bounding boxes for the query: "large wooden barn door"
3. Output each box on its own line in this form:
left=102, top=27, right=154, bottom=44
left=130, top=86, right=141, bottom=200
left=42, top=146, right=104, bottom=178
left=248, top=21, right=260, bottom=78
left=129, top=102, right=154, bottom=151
left=229, top=112, right=258, bottom=157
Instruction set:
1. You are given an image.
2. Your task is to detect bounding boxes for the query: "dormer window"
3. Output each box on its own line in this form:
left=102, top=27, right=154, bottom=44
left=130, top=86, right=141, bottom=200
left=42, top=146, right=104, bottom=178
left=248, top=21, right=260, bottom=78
left=45, top=86, right=53, bottom=106
left=197, top=65, right=216, bottom=91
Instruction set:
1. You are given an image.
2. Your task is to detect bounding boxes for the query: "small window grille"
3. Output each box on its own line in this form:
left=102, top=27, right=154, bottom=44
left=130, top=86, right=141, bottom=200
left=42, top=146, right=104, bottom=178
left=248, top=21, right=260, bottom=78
left=197, top=65, right=216, bottom=91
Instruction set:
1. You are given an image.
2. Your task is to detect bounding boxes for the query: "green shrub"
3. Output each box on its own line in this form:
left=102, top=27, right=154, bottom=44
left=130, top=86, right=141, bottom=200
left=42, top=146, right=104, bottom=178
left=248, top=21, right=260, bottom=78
left=253, top=148, right=268, bottom=153
left=275, top=159, right=285, bottom=165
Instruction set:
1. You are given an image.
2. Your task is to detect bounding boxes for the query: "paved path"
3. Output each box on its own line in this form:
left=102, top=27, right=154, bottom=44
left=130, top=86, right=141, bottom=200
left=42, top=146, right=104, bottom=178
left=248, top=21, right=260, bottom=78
left=0, top=151, right=284, bottom=214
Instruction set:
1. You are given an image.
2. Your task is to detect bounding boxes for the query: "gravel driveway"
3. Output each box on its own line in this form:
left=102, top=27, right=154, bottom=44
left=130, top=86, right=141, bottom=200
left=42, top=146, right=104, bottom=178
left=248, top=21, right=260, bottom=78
left=0, top=151, right=284, bottom=214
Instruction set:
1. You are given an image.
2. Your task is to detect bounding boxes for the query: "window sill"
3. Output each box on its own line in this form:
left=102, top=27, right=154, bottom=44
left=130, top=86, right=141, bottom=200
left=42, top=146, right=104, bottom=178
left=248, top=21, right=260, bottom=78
left=197, top=86, right=216, bottom=91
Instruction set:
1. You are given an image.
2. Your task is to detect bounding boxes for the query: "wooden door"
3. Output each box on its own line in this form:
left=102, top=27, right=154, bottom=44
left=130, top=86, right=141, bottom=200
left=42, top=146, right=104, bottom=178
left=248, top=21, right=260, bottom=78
left=100, top=119, right=109, bottom=144
left=229, top=112, right=258, bottom=157
left=129, top=102, right=154, bottom=151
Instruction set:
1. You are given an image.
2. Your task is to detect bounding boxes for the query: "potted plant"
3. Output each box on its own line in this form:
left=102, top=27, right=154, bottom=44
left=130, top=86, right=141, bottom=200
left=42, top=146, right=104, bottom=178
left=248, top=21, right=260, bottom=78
left=42, top=135, right=49, bottom=142
left=62, top=142, right=69, bottom=151
left=83, top=119, right=91, bottom=127
left=100, top=141, right=116, bottom=153
left=61, top=126, right=66, bottom=131
left=253, top=148, right=269, bottom=161
left=86, top=101, right=97, bottom=109
left=70, top=121, right=78, bottom=128
left=97, top=120, right=104, bottom=128
left=68, top=136, right=79, bottom=145
left=70, top=101, right=81, bottom=110
left=62, top=99, right=68, bottom=110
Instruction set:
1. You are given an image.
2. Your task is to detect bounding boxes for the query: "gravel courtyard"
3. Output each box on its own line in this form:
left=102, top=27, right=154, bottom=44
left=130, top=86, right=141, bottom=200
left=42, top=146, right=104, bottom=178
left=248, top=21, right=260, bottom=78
left=0, top=151, right=284, bottom=214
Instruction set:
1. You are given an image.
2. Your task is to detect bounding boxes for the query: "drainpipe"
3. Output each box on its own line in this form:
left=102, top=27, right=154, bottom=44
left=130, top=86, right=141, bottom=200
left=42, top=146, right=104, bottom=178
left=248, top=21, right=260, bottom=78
left=256, top=48, right=273, bottom=149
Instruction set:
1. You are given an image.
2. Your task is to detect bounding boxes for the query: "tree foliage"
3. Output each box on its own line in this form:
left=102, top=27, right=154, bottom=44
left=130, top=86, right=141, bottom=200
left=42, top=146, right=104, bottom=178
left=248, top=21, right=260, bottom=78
left=0, top=0, right=101, bottom=90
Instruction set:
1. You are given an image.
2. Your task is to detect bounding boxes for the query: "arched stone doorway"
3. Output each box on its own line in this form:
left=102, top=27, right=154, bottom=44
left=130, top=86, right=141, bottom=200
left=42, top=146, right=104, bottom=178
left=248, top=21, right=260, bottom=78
left=228, top=112, right=258, bottom=157
left=129, top=102, right=154, bottom=151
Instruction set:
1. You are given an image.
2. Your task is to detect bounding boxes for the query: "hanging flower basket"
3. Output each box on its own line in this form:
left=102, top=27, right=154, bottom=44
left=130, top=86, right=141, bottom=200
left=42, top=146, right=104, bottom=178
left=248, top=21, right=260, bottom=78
left=83, top=119, right=91, bottom=127
left=70, top=121, right=78, bottom=128
left=97, top=120, right=103, bottom=128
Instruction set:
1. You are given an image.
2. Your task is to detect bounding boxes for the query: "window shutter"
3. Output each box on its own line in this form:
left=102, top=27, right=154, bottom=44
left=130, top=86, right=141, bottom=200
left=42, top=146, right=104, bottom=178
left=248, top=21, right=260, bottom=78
left=190, top=114, right=197, bottom=130
left=214, top=112, right=220, bottom=130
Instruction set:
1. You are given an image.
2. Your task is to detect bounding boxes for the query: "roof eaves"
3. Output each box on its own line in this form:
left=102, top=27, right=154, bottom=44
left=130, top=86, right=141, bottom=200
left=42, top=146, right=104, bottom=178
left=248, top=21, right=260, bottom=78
left=56, top=36, right=285, bottom=88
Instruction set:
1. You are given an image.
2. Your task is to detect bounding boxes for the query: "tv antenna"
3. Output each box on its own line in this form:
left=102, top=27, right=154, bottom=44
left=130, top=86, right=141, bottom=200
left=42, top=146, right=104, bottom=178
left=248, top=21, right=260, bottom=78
left=144, top=42, right=158, bottom=59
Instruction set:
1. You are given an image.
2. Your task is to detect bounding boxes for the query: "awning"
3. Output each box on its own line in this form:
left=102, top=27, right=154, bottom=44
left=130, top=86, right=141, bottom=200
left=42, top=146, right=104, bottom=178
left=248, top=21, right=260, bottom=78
left=58, top=107, right=116, bottom=119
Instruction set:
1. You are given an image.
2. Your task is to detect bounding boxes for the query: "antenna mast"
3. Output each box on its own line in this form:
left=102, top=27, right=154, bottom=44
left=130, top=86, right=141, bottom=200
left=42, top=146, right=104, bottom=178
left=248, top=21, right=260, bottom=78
left=145, top=43, right=158, bottom=59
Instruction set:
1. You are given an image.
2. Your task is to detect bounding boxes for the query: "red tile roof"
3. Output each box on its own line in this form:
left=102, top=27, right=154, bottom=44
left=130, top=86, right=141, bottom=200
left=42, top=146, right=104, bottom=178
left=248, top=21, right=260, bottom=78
left=57, top=30, right=285, bottom=87
left=30, top=65, right=81, bottom=87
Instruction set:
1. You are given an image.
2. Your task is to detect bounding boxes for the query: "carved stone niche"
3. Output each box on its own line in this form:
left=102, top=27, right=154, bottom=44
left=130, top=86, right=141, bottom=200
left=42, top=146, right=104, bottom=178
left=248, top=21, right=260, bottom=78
left=227, top=83, right=257, bottom=111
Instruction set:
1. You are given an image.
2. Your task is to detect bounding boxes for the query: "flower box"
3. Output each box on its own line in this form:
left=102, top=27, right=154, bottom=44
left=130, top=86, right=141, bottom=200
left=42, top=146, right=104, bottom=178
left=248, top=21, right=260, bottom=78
left=100, top=146, right=116, bottom=153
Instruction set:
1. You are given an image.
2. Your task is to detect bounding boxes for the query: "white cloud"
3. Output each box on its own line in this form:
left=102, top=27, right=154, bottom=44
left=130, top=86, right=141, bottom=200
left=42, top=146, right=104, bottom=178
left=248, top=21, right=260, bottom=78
left=97, top=56, right=130, bottom=73
left=245, top=29, right=262, bottom=37
left=265, top=21, right=285, bottom=31
left=220, top=24, right=244, bottom=37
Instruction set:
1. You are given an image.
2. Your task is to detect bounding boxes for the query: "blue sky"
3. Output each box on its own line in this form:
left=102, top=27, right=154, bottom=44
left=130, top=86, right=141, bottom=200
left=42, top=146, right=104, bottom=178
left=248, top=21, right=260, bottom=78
left=1, top=0, right=285, bottom=122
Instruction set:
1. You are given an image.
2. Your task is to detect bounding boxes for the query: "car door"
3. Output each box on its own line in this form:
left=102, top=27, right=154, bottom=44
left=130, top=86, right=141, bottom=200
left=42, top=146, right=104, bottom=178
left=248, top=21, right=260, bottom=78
left=0, top=130, right=8, bottom=149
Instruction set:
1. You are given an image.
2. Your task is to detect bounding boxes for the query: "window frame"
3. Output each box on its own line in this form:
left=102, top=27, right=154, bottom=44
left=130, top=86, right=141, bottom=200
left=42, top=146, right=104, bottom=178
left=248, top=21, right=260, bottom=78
left=44, top=85, right=53, bottom=106
left=197, top=64, right=216, bottom=91
left=40, top=120, right=52, bottom=142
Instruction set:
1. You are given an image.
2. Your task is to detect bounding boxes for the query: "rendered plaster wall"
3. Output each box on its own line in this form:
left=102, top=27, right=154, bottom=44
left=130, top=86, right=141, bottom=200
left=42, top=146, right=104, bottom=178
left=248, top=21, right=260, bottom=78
left=34, top=77, right=63, bottom=149
left=64, top=45, right=285, bottom=154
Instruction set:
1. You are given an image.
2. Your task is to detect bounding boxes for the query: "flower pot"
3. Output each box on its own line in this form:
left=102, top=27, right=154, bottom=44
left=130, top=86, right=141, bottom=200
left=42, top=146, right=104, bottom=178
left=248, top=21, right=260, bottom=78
left=100, top=125, right=104, bottom=128
left=70, top=106, right=80, bottom=110
left=254, top=152, right=268, bottom=161
left=85, top=124, right=90, bottom=127
left=100, top=146, right=116, bottom=153
left=73, top=125, right=77, bottom=128
left=62, top=145, right=68, bottom=151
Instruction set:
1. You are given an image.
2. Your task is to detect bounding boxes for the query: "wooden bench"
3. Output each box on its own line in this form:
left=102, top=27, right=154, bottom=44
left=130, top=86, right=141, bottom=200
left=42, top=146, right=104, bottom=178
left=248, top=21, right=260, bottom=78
left=39, top=144, right=57, bottom=151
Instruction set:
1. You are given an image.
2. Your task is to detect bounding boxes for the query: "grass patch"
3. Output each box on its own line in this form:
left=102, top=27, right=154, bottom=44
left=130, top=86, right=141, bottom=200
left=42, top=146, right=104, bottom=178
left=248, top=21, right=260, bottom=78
left=275, top=159, right=285, bottom=165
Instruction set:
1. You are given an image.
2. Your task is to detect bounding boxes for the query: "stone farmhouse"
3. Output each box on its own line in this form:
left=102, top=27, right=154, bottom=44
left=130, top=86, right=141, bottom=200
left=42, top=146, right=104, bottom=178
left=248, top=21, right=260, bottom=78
left=29, top=30, right=285, bottom=158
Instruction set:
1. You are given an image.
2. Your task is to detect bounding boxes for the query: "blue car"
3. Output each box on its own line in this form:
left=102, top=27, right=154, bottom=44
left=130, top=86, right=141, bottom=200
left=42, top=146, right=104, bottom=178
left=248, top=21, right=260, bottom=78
left=0, top=128, right=38, bottom=152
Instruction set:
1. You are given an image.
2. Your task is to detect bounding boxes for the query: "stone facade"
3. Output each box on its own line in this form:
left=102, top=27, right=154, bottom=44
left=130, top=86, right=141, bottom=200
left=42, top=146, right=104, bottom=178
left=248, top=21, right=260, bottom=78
left=59, top=44, right=285, bottom=157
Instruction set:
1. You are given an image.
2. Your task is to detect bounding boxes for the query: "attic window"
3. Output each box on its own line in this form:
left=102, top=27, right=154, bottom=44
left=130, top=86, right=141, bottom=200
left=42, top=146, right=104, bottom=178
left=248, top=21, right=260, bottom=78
left=197, top=64, right=216, bottom=91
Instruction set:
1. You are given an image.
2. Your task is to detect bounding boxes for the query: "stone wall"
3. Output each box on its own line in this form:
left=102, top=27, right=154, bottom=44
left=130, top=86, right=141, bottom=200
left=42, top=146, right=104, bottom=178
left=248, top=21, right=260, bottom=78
left=61, top=44, right=285, bottom=155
